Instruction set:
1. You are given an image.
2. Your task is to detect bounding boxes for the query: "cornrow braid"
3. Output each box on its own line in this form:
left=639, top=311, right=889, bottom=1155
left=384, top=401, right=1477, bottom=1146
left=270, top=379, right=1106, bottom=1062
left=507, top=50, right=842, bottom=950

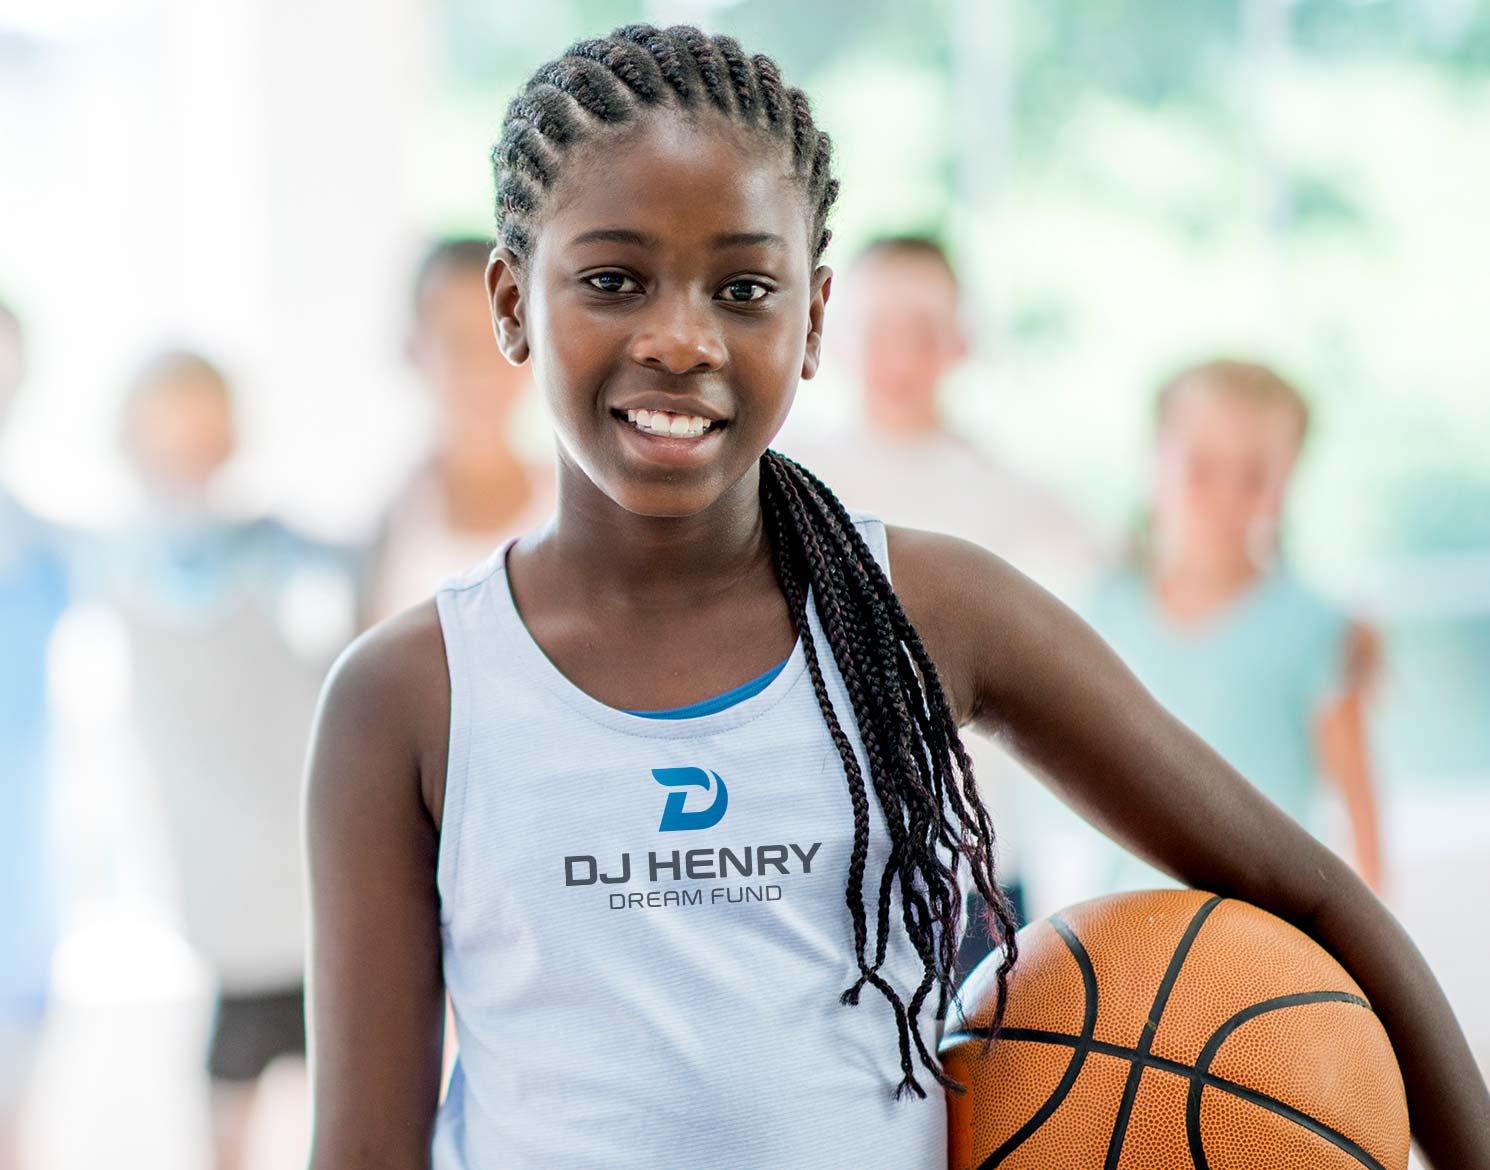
left=490, top=24, right=838, bottom=262
left=489, top=26, right=1014, bottom=1099
left=712, top=35, right=760, bottom=117
left=760, top=450, right=1020, bottom=1099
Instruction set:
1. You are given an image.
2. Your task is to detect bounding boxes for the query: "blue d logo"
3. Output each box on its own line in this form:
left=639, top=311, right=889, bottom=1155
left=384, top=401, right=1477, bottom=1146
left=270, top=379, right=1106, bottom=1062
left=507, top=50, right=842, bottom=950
left=652, top=767, right=729, bottom=832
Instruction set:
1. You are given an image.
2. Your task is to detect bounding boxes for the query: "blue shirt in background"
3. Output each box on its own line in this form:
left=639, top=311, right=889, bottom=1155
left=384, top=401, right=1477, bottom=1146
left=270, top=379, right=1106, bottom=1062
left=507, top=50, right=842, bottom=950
left=0, top=491, right=69, bottom=1016
left=1083, top=566, right=1348, bottom=890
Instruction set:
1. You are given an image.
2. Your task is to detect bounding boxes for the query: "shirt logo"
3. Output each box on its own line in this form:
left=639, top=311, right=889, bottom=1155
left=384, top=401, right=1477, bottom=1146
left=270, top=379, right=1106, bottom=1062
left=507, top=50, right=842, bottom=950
left=652, top=767, right=729, bottom=832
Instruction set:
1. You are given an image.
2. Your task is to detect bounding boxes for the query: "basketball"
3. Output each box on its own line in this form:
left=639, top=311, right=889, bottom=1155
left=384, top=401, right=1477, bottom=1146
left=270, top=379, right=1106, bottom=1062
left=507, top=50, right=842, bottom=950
left=939, top=888, right=1409, bottom=1169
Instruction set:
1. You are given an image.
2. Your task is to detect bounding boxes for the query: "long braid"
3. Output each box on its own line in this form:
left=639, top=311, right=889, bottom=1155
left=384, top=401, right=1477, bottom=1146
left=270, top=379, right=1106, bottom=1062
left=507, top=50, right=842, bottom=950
left=762, top=451, right=1021, bottom=1097
left=491, top=25, right=1016, bottom=1098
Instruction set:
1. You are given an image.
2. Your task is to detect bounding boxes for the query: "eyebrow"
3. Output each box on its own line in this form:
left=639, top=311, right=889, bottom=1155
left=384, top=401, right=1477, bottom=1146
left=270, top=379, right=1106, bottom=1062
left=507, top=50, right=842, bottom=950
left=711, top=231, right=787, bottom=249
left=567, top=228, right=788, bottom=250
left=569, top=228, right=654, bottom=248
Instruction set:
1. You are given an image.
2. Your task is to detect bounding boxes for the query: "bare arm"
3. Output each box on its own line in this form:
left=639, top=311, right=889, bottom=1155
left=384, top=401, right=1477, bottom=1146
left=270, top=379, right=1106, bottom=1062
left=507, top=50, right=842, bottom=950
left=1316, top=621, right=1384, bottom=893
left=890, top=528, right=1490, bottom=1169
left=305, top=602, right=450, bottom=1170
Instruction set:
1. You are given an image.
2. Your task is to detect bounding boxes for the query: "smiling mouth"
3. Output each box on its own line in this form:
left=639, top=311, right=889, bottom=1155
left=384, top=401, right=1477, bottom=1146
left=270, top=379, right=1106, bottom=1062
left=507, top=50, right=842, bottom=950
left=615, top=407, right=726, bottom=440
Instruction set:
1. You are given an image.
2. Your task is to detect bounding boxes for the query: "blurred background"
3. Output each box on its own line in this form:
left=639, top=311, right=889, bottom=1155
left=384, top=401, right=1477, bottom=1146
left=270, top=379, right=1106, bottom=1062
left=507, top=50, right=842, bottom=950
left=1, top=0, right=1486, bottom=1167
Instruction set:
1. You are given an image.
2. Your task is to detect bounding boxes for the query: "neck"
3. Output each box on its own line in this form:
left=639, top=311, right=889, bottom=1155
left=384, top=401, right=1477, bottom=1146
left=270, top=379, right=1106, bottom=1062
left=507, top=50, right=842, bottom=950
left=543, top=457, right=771, bottom=610
left=1153, top=544, right=1263, bottom=618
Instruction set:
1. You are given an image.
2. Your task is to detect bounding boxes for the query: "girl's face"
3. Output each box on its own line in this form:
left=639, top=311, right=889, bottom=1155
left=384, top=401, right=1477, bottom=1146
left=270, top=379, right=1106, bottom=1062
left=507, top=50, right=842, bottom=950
left=488, top=112, right=830, bottom=519
left=1153, top=384, right=1302, bottom=568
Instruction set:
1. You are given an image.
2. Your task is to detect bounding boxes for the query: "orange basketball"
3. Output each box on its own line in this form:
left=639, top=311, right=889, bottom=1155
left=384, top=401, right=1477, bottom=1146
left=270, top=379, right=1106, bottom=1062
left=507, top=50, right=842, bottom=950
left=939, top=888, right=1408, bottom=1170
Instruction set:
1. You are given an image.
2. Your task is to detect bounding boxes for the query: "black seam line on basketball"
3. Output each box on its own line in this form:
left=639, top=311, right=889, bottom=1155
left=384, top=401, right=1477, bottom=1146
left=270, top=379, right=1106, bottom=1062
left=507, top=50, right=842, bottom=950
left=975, top=915, right=1098, bottom=1170
left=1187, top=990, right=1380, bottom=1170
left=945, top=992, right=1382, bottom=1170
left=942, top=992, right=1373, bottom=1048
left=1102, top=894, right=1224, bottom=1170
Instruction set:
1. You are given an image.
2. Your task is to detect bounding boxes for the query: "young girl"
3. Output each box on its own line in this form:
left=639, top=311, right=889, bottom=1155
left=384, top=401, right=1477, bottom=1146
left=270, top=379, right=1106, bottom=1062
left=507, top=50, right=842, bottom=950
left=305, top=26, right=1489, bottom=1169
left=1085, top=360, right=1383, bottom=895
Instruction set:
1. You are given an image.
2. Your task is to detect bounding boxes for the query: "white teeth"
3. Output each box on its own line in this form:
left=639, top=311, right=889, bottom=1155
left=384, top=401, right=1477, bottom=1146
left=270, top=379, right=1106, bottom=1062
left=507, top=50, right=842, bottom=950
left=622, top=408, right=716, bottom=439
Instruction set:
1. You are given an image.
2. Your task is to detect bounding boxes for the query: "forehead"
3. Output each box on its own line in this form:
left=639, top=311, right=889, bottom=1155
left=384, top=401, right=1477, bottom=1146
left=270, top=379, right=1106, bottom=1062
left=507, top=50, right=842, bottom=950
left=1165, top=386, right=1300, bottom=453
left=537, top=111, right=811, bottom=266
left=849, top=252, right=958, bottom=316
left=133, top=373, right=230, bottom=416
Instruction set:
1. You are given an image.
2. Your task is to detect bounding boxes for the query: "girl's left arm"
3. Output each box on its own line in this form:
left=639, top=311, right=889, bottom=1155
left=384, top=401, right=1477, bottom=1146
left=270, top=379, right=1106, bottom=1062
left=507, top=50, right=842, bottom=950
left=889, top=528, right=1489, bottom=1169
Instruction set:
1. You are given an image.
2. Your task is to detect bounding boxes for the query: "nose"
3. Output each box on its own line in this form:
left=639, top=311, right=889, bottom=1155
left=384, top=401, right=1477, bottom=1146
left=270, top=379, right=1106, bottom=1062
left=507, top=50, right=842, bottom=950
left=627, top=290, right=726, bottom=376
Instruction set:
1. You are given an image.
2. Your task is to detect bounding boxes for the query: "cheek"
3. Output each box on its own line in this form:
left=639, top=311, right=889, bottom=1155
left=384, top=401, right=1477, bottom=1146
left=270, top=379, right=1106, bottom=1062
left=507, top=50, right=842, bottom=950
left=529, top=301, right=605, bottom=414
left=751, top=317, right=806, bottom=378
left=739, top=320, right=808, bottom=429
left=1256, top=476, right=1290, bottom=520
left=1154, top=449, right=1193, bottom=505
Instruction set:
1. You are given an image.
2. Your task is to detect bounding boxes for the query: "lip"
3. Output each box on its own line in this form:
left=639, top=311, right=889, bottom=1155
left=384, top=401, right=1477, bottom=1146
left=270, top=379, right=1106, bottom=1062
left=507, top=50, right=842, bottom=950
left=612, top=411, right=726, bottom=467
left=610, top=395, right=729, bottom=424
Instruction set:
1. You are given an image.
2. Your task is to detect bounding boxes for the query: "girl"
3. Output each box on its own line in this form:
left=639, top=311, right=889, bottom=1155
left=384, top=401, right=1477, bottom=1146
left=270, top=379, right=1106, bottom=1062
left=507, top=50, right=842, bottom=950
left=305, top=26, right=1488, bottom=1169
left=1086, top=360, right=1383, bottom=895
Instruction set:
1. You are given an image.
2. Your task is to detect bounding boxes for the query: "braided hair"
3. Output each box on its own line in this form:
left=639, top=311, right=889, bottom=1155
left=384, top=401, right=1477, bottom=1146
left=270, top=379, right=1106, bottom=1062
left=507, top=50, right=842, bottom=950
left=492, top=24, right=837, bottom=264
left=491, top=25, right=1018, bottom=1100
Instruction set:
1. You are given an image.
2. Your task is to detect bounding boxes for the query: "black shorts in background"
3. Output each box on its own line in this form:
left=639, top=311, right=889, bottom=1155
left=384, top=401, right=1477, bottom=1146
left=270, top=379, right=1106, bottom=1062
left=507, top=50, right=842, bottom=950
left=208, top=984, right=306, bottom=1083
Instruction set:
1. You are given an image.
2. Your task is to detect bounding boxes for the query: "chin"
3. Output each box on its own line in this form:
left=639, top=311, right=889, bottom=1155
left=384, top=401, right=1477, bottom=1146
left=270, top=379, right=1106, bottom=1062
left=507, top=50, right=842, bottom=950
left=609, top=480, right=730, bottom=521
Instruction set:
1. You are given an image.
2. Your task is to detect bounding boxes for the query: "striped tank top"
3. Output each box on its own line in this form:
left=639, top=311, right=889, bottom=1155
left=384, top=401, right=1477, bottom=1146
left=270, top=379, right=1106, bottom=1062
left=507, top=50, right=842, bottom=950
left=431, top=515, right=954, bottom=1169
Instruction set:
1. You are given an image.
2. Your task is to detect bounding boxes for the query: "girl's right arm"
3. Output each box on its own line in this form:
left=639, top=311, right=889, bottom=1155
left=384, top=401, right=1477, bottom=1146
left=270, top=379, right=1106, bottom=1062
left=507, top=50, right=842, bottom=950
left=304, top=602, right=451, bottom=1170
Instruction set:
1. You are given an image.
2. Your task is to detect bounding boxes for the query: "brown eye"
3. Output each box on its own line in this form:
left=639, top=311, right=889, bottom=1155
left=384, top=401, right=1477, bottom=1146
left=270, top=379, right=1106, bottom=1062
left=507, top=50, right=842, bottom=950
left=586, top=272, right=639, bottom=294
left=720, top=279, right=769, bottom=303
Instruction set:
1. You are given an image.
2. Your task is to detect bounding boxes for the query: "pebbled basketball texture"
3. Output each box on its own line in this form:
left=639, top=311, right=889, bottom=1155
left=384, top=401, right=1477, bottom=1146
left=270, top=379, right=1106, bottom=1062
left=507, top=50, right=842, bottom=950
left=938, top=888, right=1409, bottom=1170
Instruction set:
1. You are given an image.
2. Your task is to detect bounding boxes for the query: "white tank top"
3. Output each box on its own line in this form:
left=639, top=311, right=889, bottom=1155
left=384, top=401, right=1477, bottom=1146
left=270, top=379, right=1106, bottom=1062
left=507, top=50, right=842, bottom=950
left=432, top=515, right=955, bottom=1169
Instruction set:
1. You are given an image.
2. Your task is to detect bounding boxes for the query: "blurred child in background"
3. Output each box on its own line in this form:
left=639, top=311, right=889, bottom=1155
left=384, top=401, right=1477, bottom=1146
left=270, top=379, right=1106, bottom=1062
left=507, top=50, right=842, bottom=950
left=0, top=300, right=69, bottom=1170
left=787, top=237, right=1106, bottom=961
left=798, top=237, right=1101, bottom=597
left=362, top=238, right=552, bottom=624
left=1086, top=359, right=1383, bottom=892
left=107, top=350, right=355, bottom=1170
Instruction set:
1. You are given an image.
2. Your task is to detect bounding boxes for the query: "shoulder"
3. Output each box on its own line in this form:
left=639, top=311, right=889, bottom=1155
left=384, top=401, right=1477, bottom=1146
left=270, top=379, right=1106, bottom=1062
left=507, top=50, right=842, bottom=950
left=312, top=598, right=452, bottom=823
left=1256, top=570, right=1353, bottom=661
left=1266, top=570, right=1378, bottom=693
left=883, top=525, right=1064, bottom=724
left=884, top=523, right=1053, bottom=635
left=884, top=524, right=1015, bottom=603
left=1265, top=569, right=1345, bottom=625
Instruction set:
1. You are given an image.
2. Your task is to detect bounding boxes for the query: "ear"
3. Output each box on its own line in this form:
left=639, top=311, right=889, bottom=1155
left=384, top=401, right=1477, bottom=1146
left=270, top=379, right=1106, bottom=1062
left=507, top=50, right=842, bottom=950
left=800, top=265, right=833, bottom=381
left=486, top=247, right=529, bottom=366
